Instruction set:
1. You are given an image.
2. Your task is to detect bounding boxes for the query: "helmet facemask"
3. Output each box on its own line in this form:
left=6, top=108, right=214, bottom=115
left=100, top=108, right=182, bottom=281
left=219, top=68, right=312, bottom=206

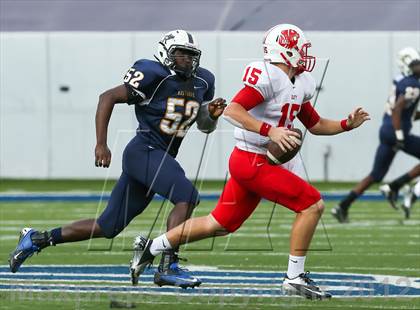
left=296, top=43, right=316, bottom=73
left=409, top=59, right=420, bottom=78
left=166, top=46, right=201, bottom=79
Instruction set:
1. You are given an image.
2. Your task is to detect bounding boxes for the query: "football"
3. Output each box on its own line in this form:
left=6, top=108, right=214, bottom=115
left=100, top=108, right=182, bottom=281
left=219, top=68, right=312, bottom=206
left=266, top=128, right=303, bottom=165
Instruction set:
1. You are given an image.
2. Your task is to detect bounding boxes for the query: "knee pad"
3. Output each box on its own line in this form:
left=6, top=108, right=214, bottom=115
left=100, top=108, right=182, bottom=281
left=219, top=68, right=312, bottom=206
left=97, top=220, right=123, bottom=239
left=190, top=190, right=200, bottom=207
left=102, top=227, right=120, bottom=239
left=172, top=187, right=200, bottom=208
left=370, top=172, right=385, bottom=183
left=191, top=195, right=200, bottom=208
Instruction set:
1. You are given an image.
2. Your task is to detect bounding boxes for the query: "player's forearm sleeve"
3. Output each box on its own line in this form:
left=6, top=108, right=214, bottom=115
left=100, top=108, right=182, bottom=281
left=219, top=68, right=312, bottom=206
left=196, top=102, right=218, bottom=133
left=297, top=101, right=320, bottom=129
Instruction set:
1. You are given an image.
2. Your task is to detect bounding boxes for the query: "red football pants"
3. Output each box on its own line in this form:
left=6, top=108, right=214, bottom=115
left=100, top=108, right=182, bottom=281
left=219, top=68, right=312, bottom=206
left=211, top=147, right=321, bottom=232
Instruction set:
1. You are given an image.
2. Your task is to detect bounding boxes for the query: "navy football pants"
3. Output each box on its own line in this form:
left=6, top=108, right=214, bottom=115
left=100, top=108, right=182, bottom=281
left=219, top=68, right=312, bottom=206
left=370, top=125, right=420, bottom=182
left=97, top=136, right=199, bottom=238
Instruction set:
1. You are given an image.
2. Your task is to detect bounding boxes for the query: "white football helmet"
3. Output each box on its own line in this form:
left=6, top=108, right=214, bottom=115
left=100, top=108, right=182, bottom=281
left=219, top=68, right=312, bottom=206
left=397, top=47, right=420, bottom=76
left=263, top=24, right=315, bottom=73
left=155, top=30, right=201, bottom=77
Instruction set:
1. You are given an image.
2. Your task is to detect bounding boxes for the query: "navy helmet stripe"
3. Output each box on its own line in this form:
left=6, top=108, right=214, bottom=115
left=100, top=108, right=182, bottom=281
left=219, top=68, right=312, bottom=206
left=186, top=32, right=194, bottom=44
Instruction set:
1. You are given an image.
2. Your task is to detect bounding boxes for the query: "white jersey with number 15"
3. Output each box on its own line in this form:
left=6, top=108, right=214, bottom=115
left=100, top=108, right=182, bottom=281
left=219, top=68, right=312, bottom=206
left=234, top=61, right=316, bottom=155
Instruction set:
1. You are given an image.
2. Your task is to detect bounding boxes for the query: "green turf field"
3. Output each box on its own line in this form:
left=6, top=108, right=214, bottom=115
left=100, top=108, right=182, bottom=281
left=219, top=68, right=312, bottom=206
left=0, top=179, right=371, bottom=192
left=0, top=181, right=419, bottom=309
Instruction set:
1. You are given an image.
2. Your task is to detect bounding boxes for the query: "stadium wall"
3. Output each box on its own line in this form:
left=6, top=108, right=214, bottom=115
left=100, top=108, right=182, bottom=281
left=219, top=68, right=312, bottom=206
left=0, top=31, right=419, bottom=180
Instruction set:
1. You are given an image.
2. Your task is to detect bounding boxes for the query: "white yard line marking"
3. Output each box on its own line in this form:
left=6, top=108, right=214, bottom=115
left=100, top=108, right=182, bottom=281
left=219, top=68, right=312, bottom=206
left=0, top=265, right=419, bottom=298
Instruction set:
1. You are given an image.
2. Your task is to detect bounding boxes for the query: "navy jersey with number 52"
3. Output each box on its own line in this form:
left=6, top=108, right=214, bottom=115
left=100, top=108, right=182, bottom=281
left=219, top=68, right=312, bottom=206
left=123, top=59, right=215, bottom=157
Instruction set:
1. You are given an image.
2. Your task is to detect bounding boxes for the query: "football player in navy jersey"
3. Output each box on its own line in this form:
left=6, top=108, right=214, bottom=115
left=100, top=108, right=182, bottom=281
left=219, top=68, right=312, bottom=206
left=9, top=30, right=226, bottom=288
left=332, top=47, right=420, bottom=223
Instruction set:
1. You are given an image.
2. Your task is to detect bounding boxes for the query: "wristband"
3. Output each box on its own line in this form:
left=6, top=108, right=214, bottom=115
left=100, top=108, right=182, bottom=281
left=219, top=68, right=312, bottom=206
left=260, top=122, right=272, bottom=136
left=395, top=129, right=404, bottom=141
left=340, top=119, right=352, bottom=131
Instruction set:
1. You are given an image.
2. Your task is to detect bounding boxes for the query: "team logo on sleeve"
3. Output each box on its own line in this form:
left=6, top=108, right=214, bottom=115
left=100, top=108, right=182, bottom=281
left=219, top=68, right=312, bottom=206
left=278, top=29, right=300, bottom=49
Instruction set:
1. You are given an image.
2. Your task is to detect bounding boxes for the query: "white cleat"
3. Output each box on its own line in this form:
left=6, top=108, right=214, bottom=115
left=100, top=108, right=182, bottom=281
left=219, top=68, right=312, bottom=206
left=401, top=185, right=416, bottom=219
left=282, top=272, right=332, bottom=300
left=129, top=236, right=154, bottom=286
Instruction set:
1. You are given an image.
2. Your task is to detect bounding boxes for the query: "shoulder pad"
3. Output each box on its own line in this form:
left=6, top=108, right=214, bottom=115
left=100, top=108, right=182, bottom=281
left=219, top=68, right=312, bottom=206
left=131, top=59, right=169, bottom=79
left=241, top=61, right=288, bottom=99
left=195, top=67, right=215, bottom=89
left=124, top=59, right=170, bottom=99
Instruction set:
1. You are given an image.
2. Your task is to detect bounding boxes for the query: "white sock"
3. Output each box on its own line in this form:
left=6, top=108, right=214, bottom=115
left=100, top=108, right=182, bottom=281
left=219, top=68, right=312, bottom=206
left=149, top=234, right=172, bottom=256
left=287, top=255, right=306, bottom=279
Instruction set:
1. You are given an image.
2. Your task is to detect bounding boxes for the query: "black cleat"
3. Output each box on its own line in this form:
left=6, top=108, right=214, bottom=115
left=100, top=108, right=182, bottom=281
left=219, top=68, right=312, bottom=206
left=331, top=206, right=348, bottom=223
left=129, top=236, right=155, bottom=286
left=282, top=272, right=332, bottom=300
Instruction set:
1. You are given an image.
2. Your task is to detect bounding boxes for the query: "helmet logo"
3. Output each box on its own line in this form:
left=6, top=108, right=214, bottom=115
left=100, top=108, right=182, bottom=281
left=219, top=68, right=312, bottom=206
left=162, top=34, right=175, bottom=44
left=278, top=29, right=300, bottom=49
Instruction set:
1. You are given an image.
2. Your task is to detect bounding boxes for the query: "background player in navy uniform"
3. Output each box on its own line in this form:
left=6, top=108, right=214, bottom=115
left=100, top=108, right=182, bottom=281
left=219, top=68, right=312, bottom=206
left=9, top=30, right=226, bottom=288
left=332, top=48, right=420, bottom=223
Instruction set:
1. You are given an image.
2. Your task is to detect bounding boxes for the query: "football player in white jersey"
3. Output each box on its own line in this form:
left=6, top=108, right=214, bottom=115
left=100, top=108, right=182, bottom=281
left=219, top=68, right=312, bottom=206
left=130, top=24, right=370, bottom=299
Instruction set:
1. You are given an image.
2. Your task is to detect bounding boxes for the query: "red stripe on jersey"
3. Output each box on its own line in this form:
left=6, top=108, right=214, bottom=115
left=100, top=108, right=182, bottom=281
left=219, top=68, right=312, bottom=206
left=297, top=101, right=320, bottom=129
left=231, top=86, right=264, bottom=110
